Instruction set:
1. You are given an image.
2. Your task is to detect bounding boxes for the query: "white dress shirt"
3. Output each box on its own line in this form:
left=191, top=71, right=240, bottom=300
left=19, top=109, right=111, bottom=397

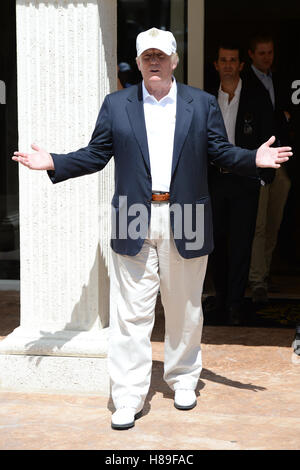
left=142, top=79, right=177, bottom=192
left=217, top=79, right=242, bottom=145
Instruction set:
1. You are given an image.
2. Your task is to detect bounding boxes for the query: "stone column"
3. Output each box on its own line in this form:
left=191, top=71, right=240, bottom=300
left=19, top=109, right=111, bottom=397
left=0, top=0, right=117, bottom=394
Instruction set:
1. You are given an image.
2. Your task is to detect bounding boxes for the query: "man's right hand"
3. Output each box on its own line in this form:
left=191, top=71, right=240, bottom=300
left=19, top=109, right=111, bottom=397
left=12, top=143, right=55, bottom=171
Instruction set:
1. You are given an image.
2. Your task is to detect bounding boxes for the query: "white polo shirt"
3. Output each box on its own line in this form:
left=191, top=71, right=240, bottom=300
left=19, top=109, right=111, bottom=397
left=142, top=79, right=177, bottom=192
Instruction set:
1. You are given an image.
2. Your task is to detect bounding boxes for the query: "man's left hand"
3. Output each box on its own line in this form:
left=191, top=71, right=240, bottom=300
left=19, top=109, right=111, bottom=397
left=256, top=136, right=293, bottom=168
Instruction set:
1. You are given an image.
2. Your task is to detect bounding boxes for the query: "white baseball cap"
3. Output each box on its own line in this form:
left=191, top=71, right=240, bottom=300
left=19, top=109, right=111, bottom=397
left=136, top=27, right=177, bottom=57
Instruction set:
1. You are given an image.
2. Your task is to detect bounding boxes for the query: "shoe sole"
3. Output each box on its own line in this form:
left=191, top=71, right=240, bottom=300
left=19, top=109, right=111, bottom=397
left=111, top=409, right=143, bottom=430
left=174, top=400, right=197, bottom=411
left=111, top=420, right=135, bottom=430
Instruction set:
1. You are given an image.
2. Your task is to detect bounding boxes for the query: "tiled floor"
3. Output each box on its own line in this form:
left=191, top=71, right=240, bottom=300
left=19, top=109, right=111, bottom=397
left=0, top=286, right=299, bottom=450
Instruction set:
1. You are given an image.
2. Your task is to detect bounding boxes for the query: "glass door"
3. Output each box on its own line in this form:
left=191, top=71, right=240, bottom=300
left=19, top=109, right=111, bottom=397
left=117, top=0, right=187, bottom=86
left=0, top=2, right=19, bottom=282
left=204, top=0, right=300, bottom=278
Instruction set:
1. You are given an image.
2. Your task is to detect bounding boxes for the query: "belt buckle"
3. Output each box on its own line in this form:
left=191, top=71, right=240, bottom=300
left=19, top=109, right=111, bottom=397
left=151, top=192, right=170, bottom=202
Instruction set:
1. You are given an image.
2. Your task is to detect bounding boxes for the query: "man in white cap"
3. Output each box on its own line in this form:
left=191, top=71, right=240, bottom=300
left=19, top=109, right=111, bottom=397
left=13, top=27, right=292, bottom=430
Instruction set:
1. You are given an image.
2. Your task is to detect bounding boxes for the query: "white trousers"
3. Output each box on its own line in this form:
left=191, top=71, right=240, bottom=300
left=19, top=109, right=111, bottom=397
left=108, top=202, right=208, bottom=410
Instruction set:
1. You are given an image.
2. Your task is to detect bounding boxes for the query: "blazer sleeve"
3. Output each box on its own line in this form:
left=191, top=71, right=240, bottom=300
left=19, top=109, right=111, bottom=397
left=206, top=95, right=259, bottom=177
left=48, top=95, right=114, bottom=183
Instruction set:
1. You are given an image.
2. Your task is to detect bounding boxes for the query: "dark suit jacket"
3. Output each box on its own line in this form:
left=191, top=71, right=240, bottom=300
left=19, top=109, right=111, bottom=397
left=210, top=80, right=276, bottom=184
left=242, top=66, right=290, bottom=145
left=48, top=82, right=258, bottom=259
left=243, top=67, right=292, bottom=181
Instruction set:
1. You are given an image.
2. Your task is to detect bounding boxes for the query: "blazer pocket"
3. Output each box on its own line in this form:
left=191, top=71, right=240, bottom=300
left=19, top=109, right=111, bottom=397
left=195, top=195, right=209, bottom=205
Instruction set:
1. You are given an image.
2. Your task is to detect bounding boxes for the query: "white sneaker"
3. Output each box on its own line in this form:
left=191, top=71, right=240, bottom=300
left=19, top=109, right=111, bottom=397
left=111, top=406, right=143, bottom=430
left=174, top=389, right=197, bottom=410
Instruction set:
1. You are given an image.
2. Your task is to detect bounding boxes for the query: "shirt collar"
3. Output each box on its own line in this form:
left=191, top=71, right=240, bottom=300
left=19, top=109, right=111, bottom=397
left=142, top=77, right=177, bottom=104
left=252, top=64, right=272, bottom=79
left=218, top=78, right=242, bottom=101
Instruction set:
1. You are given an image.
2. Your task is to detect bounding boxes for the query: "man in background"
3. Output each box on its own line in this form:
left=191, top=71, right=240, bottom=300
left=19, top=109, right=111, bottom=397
left=244, top=34, right=291, bottom=303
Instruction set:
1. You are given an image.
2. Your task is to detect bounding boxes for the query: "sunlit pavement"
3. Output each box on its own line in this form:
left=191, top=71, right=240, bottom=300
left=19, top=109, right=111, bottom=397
left=0, top=291, right=299, bottom=450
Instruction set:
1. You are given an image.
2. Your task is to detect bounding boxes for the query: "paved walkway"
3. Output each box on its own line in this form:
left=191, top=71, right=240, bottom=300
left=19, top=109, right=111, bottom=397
left=0, top=312, right=299, bottom=450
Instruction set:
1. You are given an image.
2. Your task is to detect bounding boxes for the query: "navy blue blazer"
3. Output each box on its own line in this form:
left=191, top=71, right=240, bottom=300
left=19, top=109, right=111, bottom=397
left=48, top=82, right=258, bottom=259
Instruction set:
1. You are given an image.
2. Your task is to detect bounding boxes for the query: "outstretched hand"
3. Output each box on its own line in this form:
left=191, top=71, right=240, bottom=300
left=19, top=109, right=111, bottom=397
left=12, top=144, right=55, bottom=171
left=256, top=136, right=293, bottom=169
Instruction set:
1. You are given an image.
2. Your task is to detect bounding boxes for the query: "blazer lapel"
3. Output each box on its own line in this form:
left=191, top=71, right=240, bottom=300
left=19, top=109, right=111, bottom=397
left=126, top=83, right=151, bottom=173
left=171, top=84, right=194, bottom=177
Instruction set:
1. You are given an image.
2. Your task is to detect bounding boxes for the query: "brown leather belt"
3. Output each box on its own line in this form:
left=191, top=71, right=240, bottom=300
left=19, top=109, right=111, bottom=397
left=151, top=192, right=170, bottom=202
left=219, top=168, right=231, bottom=174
